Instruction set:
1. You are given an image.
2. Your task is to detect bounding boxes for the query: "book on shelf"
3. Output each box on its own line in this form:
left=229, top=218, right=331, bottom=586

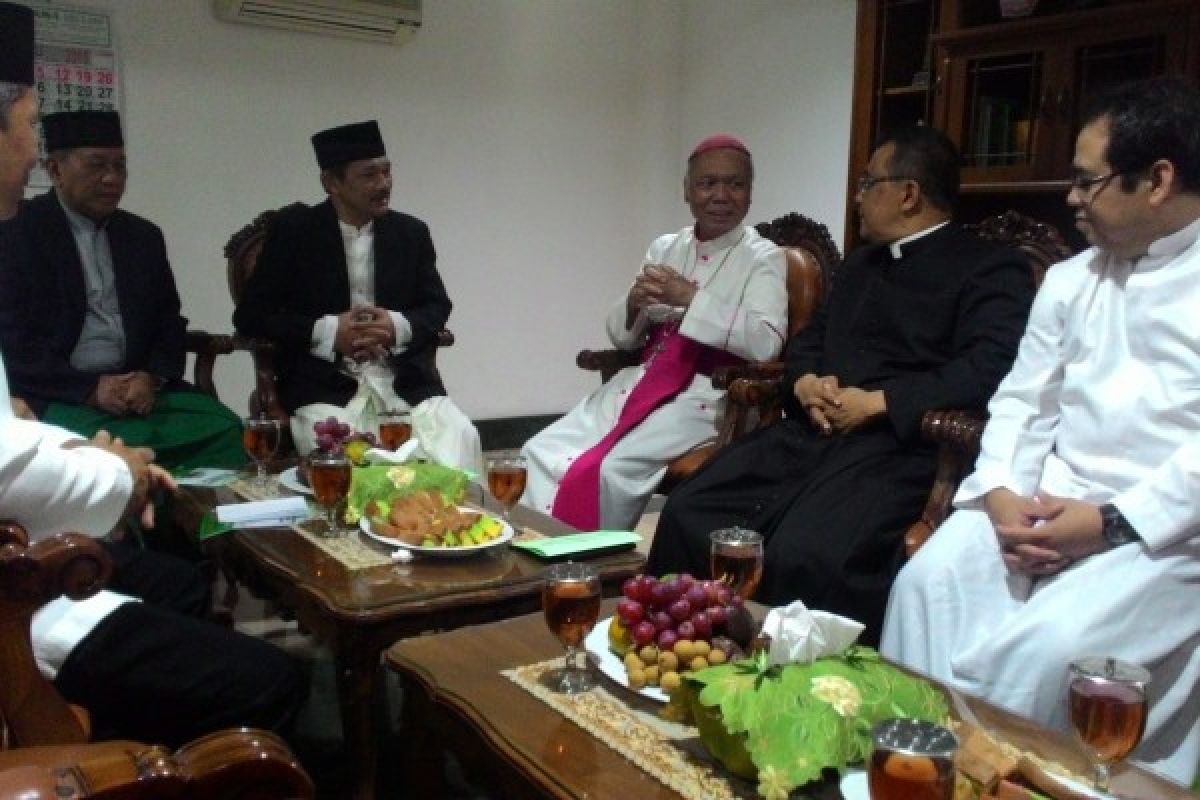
left=972, top=97, right=1014, bottom=167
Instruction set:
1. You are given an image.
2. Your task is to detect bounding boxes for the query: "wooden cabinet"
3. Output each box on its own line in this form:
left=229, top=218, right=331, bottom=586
left=846, top=0, right=1200, bottom=252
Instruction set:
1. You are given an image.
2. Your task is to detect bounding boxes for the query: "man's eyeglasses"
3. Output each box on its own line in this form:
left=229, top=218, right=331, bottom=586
left=857, top=173, right=914, bottom=193
left=1068, top=170, right=1127, bottom=196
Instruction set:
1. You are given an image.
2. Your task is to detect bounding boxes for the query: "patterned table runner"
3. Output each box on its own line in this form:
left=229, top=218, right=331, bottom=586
left=504, top=658, right=758, bottom=799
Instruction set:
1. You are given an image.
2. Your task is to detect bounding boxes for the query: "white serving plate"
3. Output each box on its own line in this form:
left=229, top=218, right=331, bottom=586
left=358, top=511, right=512, bottom=558
left=277, top=466, right=312, bottom=495
left=583, top=616, right=668, bottom=703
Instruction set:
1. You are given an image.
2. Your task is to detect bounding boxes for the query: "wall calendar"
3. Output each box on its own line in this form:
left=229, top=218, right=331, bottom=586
left=26, top=2, right=121, bottom=189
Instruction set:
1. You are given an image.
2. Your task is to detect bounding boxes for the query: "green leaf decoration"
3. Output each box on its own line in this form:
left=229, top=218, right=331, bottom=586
left=346, top=463, right=469, bottom=522
left=684, top=646, right=949, bottom=798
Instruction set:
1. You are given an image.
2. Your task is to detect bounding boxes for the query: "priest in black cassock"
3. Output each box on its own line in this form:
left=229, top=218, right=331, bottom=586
left=645, top=126, right=1036, bottom=644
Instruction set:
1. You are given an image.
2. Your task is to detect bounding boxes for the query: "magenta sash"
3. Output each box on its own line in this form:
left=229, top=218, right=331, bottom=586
left=551, top=327, right=742, bottom=530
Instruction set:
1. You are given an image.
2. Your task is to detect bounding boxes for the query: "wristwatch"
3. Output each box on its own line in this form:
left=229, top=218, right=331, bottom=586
left=1098, top=503, right=1141, bottom=548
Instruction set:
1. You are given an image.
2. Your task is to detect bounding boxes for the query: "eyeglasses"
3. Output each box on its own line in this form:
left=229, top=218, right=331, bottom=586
left=857, top=173, right=914, bottom=193
left=1068, top=170, right=1126, bottom=197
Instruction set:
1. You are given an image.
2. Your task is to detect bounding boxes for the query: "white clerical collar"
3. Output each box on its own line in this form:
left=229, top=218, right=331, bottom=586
left=1136, top=214, right=1200, bottom=270
left=889, top=220, right=950, bottom=261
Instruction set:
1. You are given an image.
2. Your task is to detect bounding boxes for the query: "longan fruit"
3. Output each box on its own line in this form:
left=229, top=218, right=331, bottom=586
left=674, top=640, right=694, bottom=661
left=627, top=668, right=647, bottom=689
left=658, top=651, right=680, bottom=672
left=660, top=671, right=682, bottom=692
left=644, top=665, right=661, bottom=685
left=692, top=640, right=711, bottom=657
left=707, top=648, right=728, bottom=665
left=690, top=655, right=709, bottom=672
left=624, top=653, right=644, bottom=671
left=639, top=645, right=659, bottom=664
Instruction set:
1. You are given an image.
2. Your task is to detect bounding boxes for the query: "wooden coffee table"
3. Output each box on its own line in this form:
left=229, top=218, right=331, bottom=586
left=175, top=485, right=644, bottom=800
left=386, top=598, right=1198, bottom=800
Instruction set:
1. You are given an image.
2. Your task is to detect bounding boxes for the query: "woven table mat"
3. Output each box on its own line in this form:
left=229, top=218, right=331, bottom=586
left=228, top=477, right=394, bottom=571
left=503, top=658, right=756, bottom=800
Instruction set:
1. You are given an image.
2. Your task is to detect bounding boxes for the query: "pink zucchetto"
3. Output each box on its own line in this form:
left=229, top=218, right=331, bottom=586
left=689, top=133, right=751, bottom=161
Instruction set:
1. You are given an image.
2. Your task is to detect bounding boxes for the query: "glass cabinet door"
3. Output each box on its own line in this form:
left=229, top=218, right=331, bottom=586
left=934, top=41, right=1061, bottom=185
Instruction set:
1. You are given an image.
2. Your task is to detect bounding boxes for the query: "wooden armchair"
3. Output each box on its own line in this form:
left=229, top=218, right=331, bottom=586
left=224, top=205, right=456, bottom=452
left=575, top=212, right=842, bottom=491
left=0, top=522, right=314, bottom=799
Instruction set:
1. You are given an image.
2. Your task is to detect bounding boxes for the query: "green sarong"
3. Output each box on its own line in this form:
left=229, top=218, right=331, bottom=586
left=44, top=390, right=246, bottom=470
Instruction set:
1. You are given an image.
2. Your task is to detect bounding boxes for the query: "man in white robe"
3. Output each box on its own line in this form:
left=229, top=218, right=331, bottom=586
left=882, top=78, right=1200, bottom=786
left=521, top=134, right=787, bottom=531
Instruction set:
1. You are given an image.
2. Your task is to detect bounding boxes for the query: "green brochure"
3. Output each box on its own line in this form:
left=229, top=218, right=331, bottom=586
left=511, top=530, right=641, bottom=561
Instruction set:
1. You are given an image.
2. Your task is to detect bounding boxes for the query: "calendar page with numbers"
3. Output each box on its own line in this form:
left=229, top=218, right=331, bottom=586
left=27, top=2, right=121, bottom=189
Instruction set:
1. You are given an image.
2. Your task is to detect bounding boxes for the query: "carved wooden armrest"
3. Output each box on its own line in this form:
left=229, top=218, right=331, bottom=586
left=1, top=525, right=112, bottom=746
left=0, top=728, right=314, bottom=799
left=185, top=330, right=237, bottom=399
left=576, top=348, right=639, bottom=383
left=725, top=376, right=782, bottom=408
left=903, top=410, right=988, bottom=557
left=712, top=360, right=785, bottom=390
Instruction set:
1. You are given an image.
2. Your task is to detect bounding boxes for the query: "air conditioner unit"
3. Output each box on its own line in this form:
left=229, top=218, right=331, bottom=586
left=213, top=0, right=421, bottom=45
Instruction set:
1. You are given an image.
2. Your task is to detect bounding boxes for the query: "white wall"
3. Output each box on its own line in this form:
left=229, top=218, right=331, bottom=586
left=40, top=0, right=853, bottom=420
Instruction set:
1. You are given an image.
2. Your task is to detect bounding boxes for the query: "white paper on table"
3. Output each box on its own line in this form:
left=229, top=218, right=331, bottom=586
left=761, top=600, right=865, bottom=666
left=174, top=467, right=240, bottom=488
left=216, top=496, right=310, bottom=526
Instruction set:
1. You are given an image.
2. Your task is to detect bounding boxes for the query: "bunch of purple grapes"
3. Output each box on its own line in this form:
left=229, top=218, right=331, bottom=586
left=617, top=573, right=741, bottom=652
left=312, top=417, right=376, bottom=454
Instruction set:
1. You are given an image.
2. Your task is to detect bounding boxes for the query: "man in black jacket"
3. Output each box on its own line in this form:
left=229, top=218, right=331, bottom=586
left=233, top=120, right=481, bottom=471
left=0, top=110, right=243, bottom=469
left=646, top=126, right=1036, bottom=644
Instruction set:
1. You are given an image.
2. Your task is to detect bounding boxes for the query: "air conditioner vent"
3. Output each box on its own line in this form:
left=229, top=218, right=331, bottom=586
left=213, top=0, right=421, bottom=45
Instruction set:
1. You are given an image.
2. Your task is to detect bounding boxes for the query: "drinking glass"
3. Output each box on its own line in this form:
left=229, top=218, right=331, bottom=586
left=377, top=410, right=412, bottom=451
left=487, top=453, right=527, bottom=523
left=1068, top=656, right=1150, bottom=791
left=309, top=450, right=353, bottom=538
left=867, top=718, right=958, bottom=800
left=242, top=416, right=281, bottom=492
left=709, top=527, right=764, bottom=601
left=541, top=562, right=601, bottom=694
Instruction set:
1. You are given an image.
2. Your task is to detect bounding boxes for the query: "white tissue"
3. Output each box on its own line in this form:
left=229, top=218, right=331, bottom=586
left=364, top=439, right=420, bottom=464
left=761, top=600, right=865, bottom=667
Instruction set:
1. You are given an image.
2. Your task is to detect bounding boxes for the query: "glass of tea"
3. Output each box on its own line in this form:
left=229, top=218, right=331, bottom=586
left=377, top=410, right=412, bottom=451
left=709, top=526, right=764, bottom=601
left=242, top=415, right=281, bottom=492
left=487, top=453, right=527, bottom=523
left=1067, top=656, right=1150, bottom=791
left=867, top=718, right=958, bottom=800
left=541, top=562, right=601, bottom=694
left=309, top=450, right=353, bottom=537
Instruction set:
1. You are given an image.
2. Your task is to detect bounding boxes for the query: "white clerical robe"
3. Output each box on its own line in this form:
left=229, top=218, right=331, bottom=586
left=0, top=352, right=136, bottom=678
left=290, top=219, right=483, bottom=475
left=882, top=217, right=1200, bottom=785
left=521, top=224, right=787, bottom=530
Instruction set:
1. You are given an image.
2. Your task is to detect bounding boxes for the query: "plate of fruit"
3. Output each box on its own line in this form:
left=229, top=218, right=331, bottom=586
left=584, top=573, right=757, bottom=703
left=359, top=488, right=512, bottom=557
